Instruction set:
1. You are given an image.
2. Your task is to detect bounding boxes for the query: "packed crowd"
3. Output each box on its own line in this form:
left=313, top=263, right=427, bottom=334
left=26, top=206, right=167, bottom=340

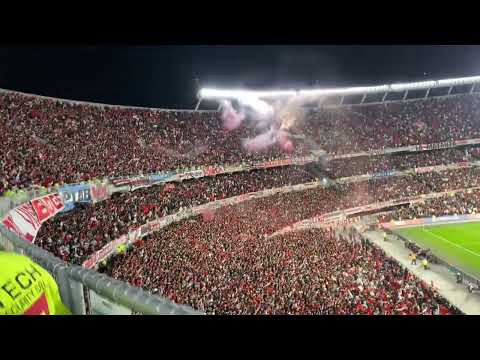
left=3, top=90, right=480, bottom=194
left=35, top=166, right=317, bottom=264
left=416, top=167, right=480, bottom=193
left=327, top=148, right=468, bottom=178
left=102, top=214, right=459, bottom=314
left=304, top=94, right=480, bottom=154
left=0, top=91, right=299, bottom=195
left=4, top=87, right=480, bottom=315
left=379, top=189, right=480, bottom=222
left=36, top=165, right=480, bottom=265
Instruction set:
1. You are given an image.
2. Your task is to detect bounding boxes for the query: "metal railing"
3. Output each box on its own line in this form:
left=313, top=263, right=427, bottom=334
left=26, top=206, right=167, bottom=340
left=0, top=225, right=203, bottom=315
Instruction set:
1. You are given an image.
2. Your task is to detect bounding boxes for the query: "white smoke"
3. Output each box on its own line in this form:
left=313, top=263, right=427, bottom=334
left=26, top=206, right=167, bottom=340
left=237, top=95, right=275, bottom=125
left=242, top=127, right=278, bottom=152
left=220, top=100, right=246, bottom=131
left=221, top=94, right=308, bottom=154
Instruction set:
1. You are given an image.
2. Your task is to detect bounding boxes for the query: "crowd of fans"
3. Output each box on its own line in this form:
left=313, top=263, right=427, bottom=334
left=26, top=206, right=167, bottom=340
left=379, top=189, right=480, bottom=222
left=4, top=89, right=480, bottom=314
left=102, top=215, right=459, bottom=314
left=35, top=166, right=316, bottom=264
left=36, top=166, right=480, bottom=265
left=3, top=90, right=480, bottom=194
left=416, top=168, right=480, bottom=193
left=327, top=148, right=468, bottom=178
left=304, top=94, right=480, bottom=155
left=0, top=91, right=297, bottom=195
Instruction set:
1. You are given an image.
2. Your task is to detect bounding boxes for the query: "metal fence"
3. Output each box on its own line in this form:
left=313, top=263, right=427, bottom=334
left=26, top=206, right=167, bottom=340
left=0, top=225, right=203, bottom=315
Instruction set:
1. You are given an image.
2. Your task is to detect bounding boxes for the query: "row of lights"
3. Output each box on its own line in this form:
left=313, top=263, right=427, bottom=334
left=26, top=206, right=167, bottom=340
left=199, top=75, right=480, bottom=100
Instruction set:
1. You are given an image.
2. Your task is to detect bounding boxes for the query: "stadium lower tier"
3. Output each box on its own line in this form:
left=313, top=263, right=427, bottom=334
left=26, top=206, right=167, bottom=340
left=35, top=166, right=316, bottom=264
left=101, top=225, right=459, bottom=315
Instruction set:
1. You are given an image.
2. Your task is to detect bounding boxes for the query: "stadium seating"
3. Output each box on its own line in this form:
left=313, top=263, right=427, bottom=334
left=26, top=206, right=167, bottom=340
left=35, top=166, right=480, bottom=266
left=4, top=89, right=480, bottom=314
left=36, top=166, right=316, bottom=264
left=304, top=94, right=480, bottom=154
left=327, top=148, right=467, bottom=178
left=102, top=219, right=459, bottom=315
left=380, top=189, right=480, bottom=222
left=2, top=90, right=480, bottom=193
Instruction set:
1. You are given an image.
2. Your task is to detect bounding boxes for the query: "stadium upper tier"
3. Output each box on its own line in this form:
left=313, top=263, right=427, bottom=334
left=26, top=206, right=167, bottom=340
left=2, top=89, right=480, bottom=194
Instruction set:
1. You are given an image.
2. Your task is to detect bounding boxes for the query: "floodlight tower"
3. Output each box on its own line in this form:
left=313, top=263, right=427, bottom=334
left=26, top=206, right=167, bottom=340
left=194, top=94, right=202, bottom=111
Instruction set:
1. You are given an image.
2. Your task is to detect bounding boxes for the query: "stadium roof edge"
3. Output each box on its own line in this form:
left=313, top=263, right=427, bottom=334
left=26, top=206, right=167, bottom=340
left=199, top=75, right=480, bottom=100
left=0, top=88, right=215, bottom=113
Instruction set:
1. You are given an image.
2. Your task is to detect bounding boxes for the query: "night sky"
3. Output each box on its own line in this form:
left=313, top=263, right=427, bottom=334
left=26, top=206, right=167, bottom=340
left=1, top=45, right=480, bottom=109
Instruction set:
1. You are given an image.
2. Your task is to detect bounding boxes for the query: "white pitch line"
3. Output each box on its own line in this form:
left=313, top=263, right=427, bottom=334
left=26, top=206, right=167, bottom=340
left=422, top=228, right=480, bottom=258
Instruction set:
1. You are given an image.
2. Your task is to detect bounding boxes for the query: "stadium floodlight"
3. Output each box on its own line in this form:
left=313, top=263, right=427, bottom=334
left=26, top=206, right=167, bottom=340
left=198, top=75, right=480, bottom=104
left=437, top=75, right=480, bottom=88
left=390, top=81, right=438, bottom=92
left=299, top=85, right=391, bottom=97
left=199, top=88, right=297, bottom=100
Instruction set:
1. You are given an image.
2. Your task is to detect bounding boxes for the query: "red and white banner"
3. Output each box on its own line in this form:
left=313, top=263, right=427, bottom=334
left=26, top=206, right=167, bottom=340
left=30, top=193, right=64, bottom=223
left=455, top=138, right=480, bottom=146
left=1, top=203, right=42, bottom=242
left=90, top=182, right=109, bottom=203
left=259, top=158, right=293, bottom=169
left=415, top=166, right=436, bottom=174
left=204, top=165, right=225, bottom=177
left=415, top=161, right=473, bottom=174
left=414, top=140, right=456, bottom=152
left=112, top=177, right=153, bottom=191
left=177, top=169, right=204, bottom=181
left=82, top=256, right=96, bottom=269
left=235, top=193, right=253, bottom=204
left=83, top=234, right=128, bottom=269
left=111, top=177, right=142, bottom=187
left=293, top=156, right=315, bottom=166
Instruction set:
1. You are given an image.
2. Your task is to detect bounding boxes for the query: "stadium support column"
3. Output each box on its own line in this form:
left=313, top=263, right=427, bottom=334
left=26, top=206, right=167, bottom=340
left=360, top=94, right=367, bottom=104
left=194, top=98, right=202, bottom=111
left=424, top=88, right=431, bottom=99
left=447, top=86, right=453, bottom=96
left=382, top=92, right=388, bottom=103
left=340, top=96, right=344, bottom=105
left=403, top=90, right=408, bottom=100
left=470, top=84, right=476, bottom=94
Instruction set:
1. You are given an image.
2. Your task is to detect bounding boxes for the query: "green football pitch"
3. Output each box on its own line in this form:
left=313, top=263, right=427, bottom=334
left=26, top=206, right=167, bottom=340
left=395, top=222, right=480, bottom=279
